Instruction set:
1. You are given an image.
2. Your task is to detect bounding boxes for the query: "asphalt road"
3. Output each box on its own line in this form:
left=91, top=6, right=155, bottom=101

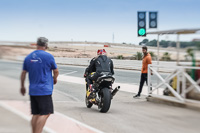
left=0, top=60, right=200, bottom=133
left=0, top=59, right=166, bottom=84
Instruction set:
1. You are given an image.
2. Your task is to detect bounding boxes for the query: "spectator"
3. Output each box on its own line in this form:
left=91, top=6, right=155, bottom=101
left=133, top=46, right=152, bottom=98
left=20, top=37, right=59, bottom=133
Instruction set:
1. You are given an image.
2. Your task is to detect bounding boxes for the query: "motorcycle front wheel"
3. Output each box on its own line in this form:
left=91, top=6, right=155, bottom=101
left=85, top=95, right=93, bottom=108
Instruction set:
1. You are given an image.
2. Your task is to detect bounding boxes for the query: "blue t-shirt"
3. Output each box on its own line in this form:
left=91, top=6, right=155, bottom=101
left=23, top=50, right=57, bottom=96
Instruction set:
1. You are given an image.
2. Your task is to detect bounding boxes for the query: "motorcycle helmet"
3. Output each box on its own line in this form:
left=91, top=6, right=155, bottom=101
left=97, top=49, right=106, bottom=55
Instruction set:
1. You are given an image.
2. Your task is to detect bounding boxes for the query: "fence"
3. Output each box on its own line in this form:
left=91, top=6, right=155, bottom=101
left=148, top=64, right=200, bottom=103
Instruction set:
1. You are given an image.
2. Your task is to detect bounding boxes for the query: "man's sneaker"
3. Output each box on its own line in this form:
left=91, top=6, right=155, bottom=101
left=133, top=94, right=140, bottom=98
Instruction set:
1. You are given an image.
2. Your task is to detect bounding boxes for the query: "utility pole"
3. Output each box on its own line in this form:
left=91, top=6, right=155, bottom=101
left=112, top=33, right=114, bottom=43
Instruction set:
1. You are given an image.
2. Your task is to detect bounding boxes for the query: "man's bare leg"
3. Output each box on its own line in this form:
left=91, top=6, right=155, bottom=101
left=31, top=115, right=39, bottom=133
left=35, top=114, right=50, bottom=133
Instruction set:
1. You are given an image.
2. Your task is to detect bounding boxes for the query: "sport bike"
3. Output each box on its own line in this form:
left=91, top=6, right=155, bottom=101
left=85, top=72, right=120, bottom=113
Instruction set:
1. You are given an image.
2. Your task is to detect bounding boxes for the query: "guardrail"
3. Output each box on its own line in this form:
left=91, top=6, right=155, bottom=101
left=148, top=64, right=200, bottom=103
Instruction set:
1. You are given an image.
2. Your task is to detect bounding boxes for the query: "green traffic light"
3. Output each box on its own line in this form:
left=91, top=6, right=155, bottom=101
left=138, top=28, right=146, bottom=36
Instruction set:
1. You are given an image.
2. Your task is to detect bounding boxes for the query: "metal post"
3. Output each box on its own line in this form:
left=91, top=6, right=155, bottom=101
left=157, top=34, right=160, bottom=94
left=182, top=68, right=186, bottom=98
left=177, top=69, right=180, bottom=94
left=176, top=34, right=180, bottom=65
left=148, top=65, right=151, bottom=95
left=157, top=34, right=160, bottom=66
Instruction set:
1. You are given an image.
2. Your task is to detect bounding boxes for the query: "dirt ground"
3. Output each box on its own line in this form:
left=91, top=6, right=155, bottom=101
left=0, top=44, right=187, bottom=61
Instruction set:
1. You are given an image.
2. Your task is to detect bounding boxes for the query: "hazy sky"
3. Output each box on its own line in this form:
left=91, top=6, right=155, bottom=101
left=0, top=0, right=200, bottom=44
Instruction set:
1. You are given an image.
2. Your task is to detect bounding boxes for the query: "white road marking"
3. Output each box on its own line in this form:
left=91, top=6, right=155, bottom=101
left=0, top=101, right=104, bottom=133
left=54, top=89, right=81, bottom=102
left=58, top=75, right=85, bottom=85
left=62, top=71, right=78, bottom=75
left=0, top=101, right=56, bottom=133
left=58, top=69, right=73, bottom=71
left=0, top=59, right=23, bottom=64
left=55, top=111, right=104, bottom=133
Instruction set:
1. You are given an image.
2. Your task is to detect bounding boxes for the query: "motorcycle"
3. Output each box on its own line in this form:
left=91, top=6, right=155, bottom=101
left=85, top=72, right=120, bottom=113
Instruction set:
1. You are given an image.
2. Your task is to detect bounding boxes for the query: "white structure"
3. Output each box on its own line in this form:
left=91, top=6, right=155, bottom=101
left=148, top=64, right=200, bottom=103
left=147, top=28, right=200, bottom=65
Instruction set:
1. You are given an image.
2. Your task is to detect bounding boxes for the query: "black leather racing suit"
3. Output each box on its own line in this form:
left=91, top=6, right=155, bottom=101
left=85, top=55, right=114, bottom=88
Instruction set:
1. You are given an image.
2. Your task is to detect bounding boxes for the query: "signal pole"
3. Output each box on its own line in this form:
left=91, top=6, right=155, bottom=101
left=112, top=33, right=115, bottom=43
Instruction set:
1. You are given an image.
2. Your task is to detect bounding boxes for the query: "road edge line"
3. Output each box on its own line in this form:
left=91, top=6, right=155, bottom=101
left=0, top=101, right=56, bottom=133
left=55, top=111, right=104, bottom=133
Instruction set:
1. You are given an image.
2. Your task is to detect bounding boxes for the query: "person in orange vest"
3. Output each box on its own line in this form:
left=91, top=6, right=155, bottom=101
left=134, top=46, right=152, bottom=98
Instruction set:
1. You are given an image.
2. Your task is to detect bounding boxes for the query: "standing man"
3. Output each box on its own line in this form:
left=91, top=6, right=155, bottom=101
left=20, top=37, right=59, bottom=133
left=134, top=46, right=152, bottom=98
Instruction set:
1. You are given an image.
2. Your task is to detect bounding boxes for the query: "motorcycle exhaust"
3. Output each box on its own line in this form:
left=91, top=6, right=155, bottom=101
left=111, top=86, right=120, bottom=98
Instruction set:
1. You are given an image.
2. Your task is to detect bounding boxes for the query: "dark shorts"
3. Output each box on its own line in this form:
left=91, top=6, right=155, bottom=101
left=30, top=95, right=54, bottom=115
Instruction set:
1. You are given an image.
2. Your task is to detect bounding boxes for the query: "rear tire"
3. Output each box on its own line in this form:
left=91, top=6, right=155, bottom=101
left=85, top=95, right=93, bottom=108
left=98, top=88, right=111, bottom=113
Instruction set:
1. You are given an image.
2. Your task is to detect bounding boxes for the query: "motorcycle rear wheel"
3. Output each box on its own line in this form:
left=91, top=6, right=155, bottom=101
left=98, top=88, right=111, bottom=113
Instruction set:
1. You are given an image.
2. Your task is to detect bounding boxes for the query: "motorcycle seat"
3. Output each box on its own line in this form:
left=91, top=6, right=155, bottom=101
left=96, top=75, right=115, bottom=83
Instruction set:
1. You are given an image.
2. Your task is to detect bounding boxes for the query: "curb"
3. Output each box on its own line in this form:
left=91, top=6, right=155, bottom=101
left=146, top=96, right=200, bottom=112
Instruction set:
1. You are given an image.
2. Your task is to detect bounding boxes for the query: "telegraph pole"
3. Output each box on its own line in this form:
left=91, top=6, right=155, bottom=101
left=112, top=33, right=114, bottom=43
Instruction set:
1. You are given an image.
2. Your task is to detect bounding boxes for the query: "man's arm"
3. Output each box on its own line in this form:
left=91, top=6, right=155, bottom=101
left=147, top=56, right=153, bottom=75
left=110, top=60, right=114, bottom=75
left=88, top=58, right=96, bottom=73
left=147, top=56, right=152, bottom=64
left=50, top=55, right=59, bottom=84
left=20, top=70, right=27, bottom=96
left=84, top=67, right=89, bottom=77
left=53, top=68, right=59, bottom=84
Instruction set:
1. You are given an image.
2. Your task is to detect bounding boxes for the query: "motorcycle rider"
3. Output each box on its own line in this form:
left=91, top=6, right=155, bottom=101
left=84, top=49, right=100, bottom=90
left=84, top=49, right=114, bottom=92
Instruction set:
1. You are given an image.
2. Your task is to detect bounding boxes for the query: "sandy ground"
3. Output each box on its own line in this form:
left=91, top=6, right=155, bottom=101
left=0, top=44, right=189, bottom=61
